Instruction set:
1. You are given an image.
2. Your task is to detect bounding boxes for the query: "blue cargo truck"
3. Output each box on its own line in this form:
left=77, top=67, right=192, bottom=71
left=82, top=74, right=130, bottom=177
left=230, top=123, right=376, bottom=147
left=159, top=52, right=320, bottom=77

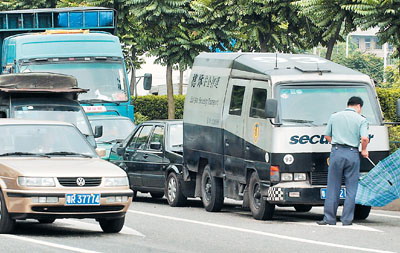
left=0, top=7, right=150, bottom=121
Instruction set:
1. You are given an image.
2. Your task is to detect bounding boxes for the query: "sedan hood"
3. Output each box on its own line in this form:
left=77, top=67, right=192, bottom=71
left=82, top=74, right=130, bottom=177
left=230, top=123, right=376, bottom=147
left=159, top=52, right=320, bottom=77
left=0, top=157, right=127, bottom=177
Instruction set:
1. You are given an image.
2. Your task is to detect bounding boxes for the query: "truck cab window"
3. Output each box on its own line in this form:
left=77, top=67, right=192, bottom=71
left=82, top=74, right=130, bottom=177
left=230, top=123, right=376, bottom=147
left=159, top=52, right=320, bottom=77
left=128, top=125, right=153, bottom=150
left=250, top=88, right=267, bottom=118
left=229, top=85, right=246, bottom=116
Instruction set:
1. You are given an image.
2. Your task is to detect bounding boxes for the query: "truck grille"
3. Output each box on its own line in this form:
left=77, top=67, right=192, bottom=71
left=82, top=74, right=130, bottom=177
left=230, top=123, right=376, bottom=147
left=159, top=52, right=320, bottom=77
left=57, top=177, right=102, bottom=187
left=310, top=172, right=345, bottom=186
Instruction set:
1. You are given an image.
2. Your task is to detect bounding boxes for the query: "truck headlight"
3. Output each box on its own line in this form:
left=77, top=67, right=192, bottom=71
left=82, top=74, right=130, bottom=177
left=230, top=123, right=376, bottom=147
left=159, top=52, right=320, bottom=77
left=104, top=177, right=129, bottom=187
left=294, top=173, right=307, bottom=181
left=281, top=173, right=293, bottom=181
left=18, top=177, right=55, bottom=187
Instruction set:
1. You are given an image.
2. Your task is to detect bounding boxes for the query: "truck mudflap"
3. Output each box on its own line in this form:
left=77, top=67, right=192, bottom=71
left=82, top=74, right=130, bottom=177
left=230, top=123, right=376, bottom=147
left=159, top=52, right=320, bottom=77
left=260, top=182, right=343, bottom=205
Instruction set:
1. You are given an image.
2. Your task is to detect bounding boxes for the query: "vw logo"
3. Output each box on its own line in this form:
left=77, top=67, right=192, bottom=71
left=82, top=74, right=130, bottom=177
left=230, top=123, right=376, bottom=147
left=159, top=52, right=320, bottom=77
left=76, top=177, right=85, bottom=186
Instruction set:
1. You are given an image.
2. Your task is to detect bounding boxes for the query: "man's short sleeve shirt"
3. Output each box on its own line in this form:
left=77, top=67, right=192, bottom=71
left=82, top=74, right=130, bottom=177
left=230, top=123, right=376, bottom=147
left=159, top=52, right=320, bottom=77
left=324, top=108, right=369, bottom=147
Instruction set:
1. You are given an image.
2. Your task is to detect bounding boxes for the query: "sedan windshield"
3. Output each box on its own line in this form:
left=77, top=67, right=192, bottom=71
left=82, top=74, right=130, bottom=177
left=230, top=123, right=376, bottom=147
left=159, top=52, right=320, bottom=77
left=20, top=62, right=128, bottom=102
left=90, top=118, right=135, bottom=143
left=13, top=105, right=92, bottom=136
left=0, top=125, right=96, bottom=157
left=279, top=86, right=380, bottom=126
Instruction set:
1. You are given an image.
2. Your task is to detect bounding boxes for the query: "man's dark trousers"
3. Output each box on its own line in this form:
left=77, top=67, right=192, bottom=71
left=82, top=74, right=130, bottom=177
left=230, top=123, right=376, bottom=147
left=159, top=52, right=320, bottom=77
left=323, top=145, right=360, bottom=224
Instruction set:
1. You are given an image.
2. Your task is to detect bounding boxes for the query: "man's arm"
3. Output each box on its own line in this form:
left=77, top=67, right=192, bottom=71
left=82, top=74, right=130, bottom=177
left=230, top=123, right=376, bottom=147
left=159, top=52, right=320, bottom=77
left=360, top=119, right=369, bottom=158
left=325, top=135, right=332, bottom=143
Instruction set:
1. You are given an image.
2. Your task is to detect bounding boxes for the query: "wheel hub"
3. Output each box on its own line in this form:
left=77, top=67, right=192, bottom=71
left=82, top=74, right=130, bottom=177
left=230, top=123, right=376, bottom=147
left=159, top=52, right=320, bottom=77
left=168, top=177, right=177, bottom=201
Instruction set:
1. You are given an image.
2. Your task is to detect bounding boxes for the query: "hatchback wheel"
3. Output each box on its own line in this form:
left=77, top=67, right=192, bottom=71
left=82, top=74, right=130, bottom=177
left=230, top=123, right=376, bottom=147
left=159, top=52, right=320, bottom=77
left=0, top=191, right=15, bottom=234
left=354, top=204, right=371, bottom=220
left=99, top=217, right=125, bottom=233
left=294, top=205, right=312, bottom=212
left=165, top=172, right=187, bottom=207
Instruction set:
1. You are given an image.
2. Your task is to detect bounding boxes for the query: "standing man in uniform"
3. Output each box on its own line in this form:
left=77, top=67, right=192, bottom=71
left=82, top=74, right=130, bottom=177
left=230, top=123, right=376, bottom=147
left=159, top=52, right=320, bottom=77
left=317, top=96, right=369, bottom=226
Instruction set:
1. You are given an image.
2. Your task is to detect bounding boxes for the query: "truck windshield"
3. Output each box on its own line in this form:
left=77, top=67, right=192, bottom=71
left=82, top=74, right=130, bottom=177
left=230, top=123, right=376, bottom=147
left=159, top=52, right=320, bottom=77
left=13, top=105, right=92, bottom=136
left=278, top=86, right=380, bottom=126
left=0, top=124, right=96, bottom=157
left=90, top=118, right=135, bottom=143
left=19, top=62, right=128, bottom=102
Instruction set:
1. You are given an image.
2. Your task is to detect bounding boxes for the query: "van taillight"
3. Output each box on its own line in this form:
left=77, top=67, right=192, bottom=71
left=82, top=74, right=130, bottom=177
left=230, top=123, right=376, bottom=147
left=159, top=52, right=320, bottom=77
left=270, top=166, right=280, bottom=182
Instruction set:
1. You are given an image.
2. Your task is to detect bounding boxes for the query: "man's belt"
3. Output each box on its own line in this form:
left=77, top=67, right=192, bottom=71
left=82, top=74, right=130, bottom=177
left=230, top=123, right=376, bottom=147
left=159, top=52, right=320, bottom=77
left=332, top=144, right=358, bottom=149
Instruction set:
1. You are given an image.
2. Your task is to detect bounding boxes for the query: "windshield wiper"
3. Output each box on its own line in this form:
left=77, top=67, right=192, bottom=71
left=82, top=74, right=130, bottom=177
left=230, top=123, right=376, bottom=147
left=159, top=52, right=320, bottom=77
left=0, top=152, right=50, bottom=158
left=281, top=119, right=316, bottom=126
left=44, top=152, right=93, bottom=158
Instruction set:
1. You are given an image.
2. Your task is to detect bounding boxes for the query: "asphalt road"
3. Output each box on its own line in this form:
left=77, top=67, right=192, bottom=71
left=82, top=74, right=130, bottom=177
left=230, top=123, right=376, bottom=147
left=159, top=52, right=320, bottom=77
left=1, top=193, right=400, bottom=253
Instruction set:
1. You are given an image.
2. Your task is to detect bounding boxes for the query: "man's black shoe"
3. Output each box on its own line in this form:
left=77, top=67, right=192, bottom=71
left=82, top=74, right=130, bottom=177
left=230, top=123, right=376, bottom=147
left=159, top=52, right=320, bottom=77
left=316, top=220, right=336, bottom=225
left=342, top=222, right=353, bottom=226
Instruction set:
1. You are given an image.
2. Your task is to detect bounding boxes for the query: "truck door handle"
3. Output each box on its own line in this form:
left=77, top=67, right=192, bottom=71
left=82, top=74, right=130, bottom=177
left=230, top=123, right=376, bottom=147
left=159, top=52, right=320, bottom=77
left=225, top=141, right=229, bottom=147
left=246, top=146, right=250, bottom=150
left=143, top=154, right=149, bottom=159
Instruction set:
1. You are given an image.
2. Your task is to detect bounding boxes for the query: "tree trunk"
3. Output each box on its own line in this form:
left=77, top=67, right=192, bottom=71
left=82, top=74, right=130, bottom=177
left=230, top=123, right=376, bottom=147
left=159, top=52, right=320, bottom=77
left=325, top=38, right=335, bottom=60
left=179, top=69, right=184, bottom=95
left=166, top=64, right=175, bottom=119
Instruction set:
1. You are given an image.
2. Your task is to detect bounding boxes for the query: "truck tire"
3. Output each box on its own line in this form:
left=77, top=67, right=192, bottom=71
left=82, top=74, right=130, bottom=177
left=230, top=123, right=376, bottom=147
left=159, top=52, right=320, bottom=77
left=0, top=191, right=15, bottom=233
left=354, top=204, right=371, bottom=220
left=150, top=192, right=164, bottom=199
left=99, top=217, right=125, bottom=233
left=248, top=172, right=275, bottom=220
left=294, top=205, right=312, bottom=212
left=201, top=165, right=224, bottom=212
left=165, top=172, right=187, bottom=207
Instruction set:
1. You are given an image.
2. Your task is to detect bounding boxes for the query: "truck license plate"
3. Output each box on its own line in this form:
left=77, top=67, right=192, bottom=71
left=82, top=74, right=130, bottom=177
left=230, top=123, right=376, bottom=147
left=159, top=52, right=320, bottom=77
left=65, top=194, right=100, bottom=205
left=320, top=188, right=346, bottom=200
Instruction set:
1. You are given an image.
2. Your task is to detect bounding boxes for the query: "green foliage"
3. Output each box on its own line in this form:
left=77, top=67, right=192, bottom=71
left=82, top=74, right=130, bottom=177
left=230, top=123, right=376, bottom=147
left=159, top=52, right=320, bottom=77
left=382, top=62, right=400, bottom=88
left=332, top=51, right=384, bottom=83
left=133, top=95, right=185, bottom=120
left=376, top=88, right=400, bottom=122
left=133, top=112, right=149, bottom=125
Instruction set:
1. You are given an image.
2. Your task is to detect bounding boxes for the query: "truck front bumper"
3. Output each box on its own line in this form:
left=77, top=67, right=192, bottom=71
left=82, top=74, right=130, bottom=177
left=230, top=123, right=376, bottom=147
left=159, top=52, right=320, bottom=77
left=260, top=182, right=343, bottom=206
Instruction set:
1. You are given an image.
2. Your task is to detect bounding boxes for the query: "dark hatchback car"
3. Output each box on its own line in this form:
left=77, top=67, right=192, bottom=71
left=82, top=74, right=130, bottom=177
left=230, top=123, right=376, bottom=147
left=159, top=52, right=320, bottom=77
left=109, top=120, right=194, bottom=206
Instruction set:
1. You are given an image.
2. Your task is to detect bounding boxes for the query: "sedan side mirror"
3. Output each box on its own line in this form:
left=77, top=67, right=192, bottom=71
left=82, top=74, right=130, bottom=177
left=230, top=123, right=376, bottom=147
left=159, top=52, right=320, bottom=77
left=149, top=142, right=162, bottom=150
left=116, top=147, right=126, bottom=156
left=265, top=99, right=278, bottom=118
left=94, top=125, right=103, bottom=138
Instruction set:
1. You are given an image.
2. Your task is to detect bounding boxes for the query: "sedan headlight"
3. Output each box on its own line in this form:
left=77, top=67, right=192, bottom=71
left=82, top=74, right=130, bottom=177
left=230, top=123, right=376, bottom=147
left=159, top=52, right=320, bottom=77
left=18, top=177, right=55, bottom=187
left=104, top=177, right=129, bottom=187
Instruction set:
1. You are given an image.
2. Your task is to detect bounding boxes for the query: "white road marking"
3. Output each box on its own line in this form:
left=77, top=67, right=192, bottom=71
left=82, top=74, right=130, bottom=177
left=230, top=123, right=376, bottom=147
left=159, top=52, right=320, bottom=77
left=128, top=210, right=394, bottom=253
left=286, top=222, right=382, bottom=232
left=57, top=219, right=145, bottom=237
left=0, top=234, right=99, bottom=253
left=369, top=213, right=400, bottom=219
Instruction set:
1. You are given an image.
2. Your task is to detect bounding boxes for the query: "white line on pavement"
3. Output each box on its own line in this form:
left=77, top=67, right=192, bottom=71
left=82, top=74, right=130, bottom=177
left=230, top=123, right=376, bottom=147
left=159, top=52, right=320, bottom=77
left=57, top=219, right=145, bottom=237
left=369, top=213, right=400, bottom=219
left=285, top=222, right=382, bottom=232
left=0, top=234, right=100, bottom=253
left=128, top=210, right=394, bottom=253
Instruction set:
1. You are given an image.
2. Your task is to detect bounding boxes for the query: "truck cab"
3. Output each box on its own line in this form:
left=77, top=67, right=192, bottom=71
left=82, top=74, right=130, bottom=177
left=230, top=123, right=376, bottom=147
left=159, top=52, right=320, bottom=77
left=0, top=72, right=99, bottom=147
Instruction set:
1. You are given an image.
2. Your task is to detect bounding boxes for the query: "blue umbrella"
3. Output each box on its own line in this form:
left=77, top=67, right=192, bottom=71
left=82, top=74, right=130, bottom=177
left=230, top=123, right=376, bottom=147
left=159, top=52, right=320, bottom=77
left=356, top=149, right=400, bottom=207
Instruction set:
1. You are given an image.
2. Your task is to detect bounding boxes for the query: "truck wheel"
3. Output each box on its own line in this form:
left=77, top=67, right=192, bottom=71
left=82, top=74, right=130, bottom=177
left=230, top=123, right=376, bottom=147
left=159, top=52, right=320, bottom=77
left=248, top=172, right=275, bottom=220
left=38, top=218, right=56, bottom=224
left=150, top=192, right=164, bottom=199
left=354, top=204, right=371, bottom=220
left=99, top=217, right=125, bottom=233
left=0, top=191, right=15, bottom=233
left=201, top=165, right=224, bottom=212
left=165, top=172, right=187, bottom=207
left=132, top=190, right=137, bottom=200
left=294, top=205, right=312, bottom=212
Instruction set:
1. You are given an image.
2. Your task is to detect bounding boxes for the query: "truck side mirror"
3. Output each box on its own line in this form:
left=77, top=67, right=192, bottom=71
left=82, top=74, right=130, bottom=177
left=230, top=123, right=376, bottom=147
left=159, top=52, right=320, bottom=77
left=116, top=146, right=126, bottom=156
left=94, top=125, right=103, bottom=138
left=143, top=73, right=152, bottom=90
left=265, top=99, right=278, bottom=118
left=397, top=98, right=400, bottom=118
left=149, top=142, right=162, bottom=150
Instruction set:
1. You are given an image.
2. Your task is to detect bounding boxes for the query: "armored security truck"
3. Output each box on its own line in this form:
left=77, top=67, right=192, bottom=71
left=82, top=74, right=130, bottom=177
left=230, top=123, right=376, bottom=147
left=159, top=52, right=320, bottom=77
left=183, top=52, right=394, bottom=220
